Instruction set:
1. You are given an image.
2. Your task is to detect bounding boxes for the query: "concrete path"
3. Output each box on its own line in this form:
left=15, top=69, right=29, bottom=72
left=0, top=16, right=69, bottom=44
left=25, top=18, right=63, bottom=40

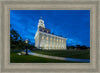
left=23, top=50, right=90, bottom=62
left=29, top=52, right=66, bottom=61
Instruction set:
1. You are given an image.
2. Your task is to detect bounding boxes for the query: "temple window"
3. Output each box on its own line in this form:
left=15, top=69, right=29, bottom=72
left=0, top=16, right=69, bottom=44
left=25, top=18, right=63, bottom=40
left=57, top=39, right=58, bottom=42
left=54, top=38, right=55, bottom=41
left=46, top=37, right=48, bottom=40
left=47, top=44, right=48, bottom=47
left=42, top=36, right=44, bottom=39
left=50, top=38, right=52, bottom=41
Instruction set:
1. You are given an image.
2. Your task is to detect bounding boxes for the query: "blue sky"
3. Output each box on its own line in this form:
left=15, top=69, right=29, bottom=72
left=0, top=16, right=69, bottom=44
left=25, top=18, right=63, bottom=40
left=10, top=10, right=90, bottom=47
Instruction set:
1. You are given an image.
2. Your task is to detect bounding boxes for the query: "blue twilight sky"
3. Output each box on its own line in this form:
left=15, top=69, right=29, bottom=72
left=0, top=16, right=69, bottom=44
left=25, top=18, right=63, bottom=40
left=10, top=10, right=90, bottom=47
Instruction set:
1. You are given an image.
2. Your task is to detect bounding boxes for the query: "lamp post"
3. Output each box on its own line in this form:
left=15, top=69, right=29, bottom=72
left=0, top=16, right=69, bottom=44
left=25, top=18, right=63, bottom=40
left=25, top=39, right=28, bottom=55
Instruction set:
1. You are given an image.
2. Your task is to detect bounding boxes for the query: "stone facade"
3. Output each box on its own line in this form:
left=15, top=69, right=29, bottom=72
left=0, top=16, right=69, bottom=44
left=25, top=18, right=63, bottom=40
left=34, top=17, right=67, bottom=50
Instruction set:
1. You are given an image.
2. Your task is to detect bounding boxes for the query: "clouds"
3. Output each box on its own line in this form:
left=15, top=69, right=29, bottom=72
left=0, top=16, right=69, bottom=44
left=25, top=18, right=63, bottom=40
left=10, top=10, right=90, bottom=47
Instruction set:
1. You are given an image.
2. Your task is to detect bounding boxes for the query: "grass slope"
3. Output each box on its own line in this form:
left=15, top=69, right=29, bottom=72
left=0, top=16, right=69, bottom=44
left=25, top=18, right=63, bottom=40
left=33, top=49, right=90, bottom=59
left=10, top=49, right=90, bottom=63
left=10, top=53, right=79, bottom=63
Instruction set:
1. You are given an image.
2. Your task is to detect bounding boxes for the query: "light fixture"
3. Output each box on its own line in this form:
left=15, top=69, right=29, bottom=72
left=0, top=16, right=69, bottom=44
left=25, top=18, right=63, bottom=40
left=25, top=39, right=28, bottom=44
left=25, top=39, right=28, bottom=55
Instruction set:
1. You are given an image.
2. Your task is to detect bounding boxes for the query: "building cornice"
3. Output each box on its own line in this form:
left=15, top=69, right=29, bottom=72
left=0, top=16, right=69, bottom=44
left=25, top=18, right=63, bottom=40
left=39, top=31, right=67, bottom=40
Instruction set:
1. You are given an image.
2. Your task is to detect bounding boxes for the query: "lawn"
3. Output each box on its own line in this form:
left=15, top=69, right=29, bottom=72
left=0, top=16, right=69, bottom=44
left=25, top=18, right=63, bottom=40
left=10, top=49, right=90, bottom=63
left=32, top=49, right=90, bottom=59
left=10, top=52, right=79, bottom=63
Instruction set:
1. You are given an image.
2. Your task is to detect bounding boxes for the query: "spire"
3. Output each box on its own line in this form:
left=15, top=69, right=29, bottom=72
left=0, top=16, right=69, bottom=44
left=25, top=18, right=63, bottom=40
left=38, top=16, right=45, bottom=28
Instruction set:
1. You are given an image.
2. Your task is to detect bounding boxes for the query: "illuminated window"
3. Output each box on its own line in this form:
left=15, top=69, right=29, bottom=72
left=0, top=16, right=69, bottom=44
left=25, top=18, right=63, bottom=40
left=57, top=39, right=58, bottom=42
left=62, top=40, right=63, bottom=42
left=42, top=36, right=44, bottom=39
left=54, top=38, right=55, bottom=41
left=47, top=45, right=48, bottom=47
left=60, top=40, right=61, bottom=42
left=46, top=37, right=48, bottom=40
left=47, top=31, right=48, bottom=33
left=50, top=38, right=52, bottom=40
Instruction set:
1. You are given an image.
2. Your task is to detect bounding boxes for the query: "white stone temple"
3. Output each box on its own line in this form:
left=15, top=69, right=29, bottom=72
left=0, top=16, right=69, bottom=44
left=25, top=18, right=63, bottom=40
left=34, top=17, right=67, bottom=50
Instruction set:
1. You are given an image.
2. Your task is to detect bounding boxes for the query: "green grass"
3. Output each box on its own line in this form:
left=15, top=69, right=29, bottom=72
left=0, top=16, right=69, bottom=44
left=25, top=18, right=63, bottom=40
left=10, top=52, right=79, bottom=63
left=10, top=49, right=90, bottom=63
left=33, top=49, right=90, bottom=59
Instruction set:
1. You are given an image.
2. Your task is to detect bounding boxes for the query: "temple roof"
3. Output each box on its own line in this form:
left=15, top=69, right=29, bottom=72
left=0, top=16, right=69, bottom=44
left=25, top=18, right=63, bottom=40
left=39, top=26, right=50, bottom=33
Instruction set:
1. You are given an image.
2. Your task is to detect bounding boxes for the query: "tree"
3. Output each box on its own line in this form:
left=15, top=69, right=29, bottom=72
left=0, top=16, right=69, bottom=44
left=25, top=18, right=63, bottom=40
left=76, top=45, right=80, bottom=50
left=10, top=24, right=35, bottom=51
left=80, top=45, right=87, bottom=50
left=10, top=29, right=20, bottom=41
left=67, top=46, right=75, bottom=50
left=10, top=28, right=24, bottom=50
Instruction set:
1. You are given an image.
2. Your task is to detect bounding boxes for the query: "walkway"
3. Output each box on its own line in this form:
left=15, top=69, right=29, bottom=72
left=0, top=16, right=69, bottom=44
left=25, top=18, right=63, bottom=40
left=23, top=50, right=90, bottom=62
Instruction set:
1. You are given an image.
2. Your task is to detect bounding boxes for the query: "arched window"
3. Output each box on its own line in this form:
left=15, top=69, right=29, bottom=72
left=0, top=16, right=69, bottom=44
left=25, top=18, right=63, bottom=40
left=46, top=37, right=48, bottom=40
left=50, top=37, right=52, bottom=41
left=42, top=36, right=44, bottom=39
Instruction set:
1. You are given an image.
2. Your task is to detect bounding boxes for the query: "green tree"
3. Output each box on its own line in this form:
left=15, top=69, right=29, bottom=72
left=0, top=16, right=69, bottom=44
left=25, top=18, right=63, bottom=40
left=76, top=45, right=80, bottom=50
left=68, top=46, right=75, bottom=50
left=10, top=28, right=24, bottom=50
left=10, top=24, right=36, bottom=51
left=10, top=29, right=20, bottom=41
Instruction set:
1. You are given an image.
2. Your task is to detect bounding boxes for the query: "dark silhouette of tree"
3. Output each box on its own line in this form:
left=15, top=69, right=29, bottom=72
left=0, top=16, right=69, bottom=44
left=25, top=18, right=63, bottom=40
left=76, top=45, right=80, bottom=50
left=80, top=45, right=88, bottom=50
left=10, top=28, right=23, bottom=50
left=67, top=46, right=75, bottom=50
left=10, top=25, right=36, bottom=51
left=10, top=29, right=20, bottom=41
left=70, top=46, right=75, bottom=49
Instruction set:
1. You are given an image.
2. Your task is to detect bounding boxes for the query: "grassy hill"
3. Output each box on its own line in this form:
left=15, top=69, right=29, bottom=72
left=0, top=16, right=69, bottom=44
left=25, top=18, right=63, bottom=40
left=10, top=52, right=78, bottom=63
left=33, top=49, right=90, bottom=59
left=10, top=49, right=90, bottom=63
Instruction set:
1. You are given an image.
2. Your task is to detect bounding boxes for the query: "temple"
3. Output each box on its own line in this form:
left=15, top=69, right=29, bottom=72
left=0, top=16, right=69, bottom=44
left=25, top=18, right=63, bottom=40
left=34, top=17, right=67, bottom=50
